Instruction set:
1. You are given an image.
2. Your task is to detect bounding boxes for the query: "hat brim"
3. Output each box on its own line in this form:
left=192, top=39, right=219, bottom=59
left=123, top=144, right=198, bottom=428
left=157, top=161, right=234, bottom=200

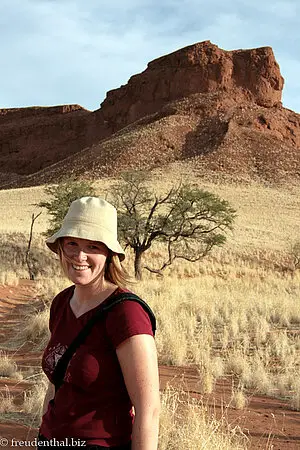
left=46, top=223, right=125, bottom=261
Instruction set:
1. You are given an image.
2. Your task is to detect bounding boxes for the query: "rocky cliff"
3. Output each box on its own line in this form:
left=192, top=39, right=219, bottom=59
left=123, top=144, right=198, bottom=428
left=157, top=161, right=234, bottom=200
left=0, top=41, right=299, bottom=188
left=0, top=105, right=91, bottom=175
left=98, top=41, right=284, bottom=131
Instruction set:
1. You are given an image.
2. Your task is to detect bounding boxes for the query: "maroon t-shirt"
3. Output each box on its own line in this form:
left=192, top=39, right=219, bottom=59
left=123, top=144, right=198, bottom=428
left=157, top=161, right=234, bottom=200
left=40, top=285, right=154, bottom=447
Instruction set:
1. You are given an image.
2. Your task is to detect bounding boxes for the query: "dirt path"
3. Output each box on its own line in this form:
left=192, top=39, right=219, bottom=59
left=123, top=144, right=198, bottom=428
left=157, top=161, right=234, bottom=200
left=0, top=282, right=299, bottom=449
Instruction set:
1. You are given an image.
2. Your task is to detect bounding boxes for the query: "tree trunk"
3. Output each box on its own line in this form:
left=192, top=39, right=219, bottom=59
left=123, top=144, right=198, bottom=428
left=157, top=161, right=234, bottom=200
left=26, top=212, right=42, bottom=280
left=134, top=249, right=143, bottom=280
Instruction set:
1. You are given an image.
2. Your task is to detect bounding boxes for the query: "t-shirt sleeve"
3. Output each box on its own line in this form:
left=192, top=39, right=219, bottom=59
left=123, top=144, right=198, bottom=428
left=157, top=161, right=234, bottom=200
left=105, top=300, right=154, bottom=349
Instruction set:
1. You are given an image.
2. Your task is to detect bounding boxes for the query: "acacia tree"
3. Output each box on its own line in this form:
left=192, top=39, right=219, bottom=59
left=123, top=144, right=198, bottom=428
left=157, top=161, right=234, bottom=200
left=110, top=172, right=236, bottom=279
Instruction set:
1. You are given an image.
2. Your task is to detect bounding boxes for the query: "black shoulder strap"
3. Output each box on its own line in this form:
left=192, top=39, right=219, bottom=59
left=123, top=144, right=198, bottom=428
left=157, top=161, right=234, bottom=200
left=52, top=293, right=156, bottom=393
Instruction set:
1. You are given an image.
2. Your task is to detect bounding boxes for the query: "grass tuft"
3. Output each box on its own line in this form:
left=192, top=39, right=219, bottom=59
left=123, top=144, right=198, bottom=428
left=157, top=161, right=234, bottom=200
left=159, top=385, right=247, bottom=449
left=0, top=351, right=20, bottom=379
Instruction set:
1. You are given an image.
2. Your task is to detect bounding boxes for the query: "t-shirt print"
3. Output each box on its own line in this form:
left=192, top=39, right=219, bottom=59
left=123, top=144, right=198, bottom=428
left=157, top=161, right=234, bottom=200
left=43, top=342, right=68, bottom=379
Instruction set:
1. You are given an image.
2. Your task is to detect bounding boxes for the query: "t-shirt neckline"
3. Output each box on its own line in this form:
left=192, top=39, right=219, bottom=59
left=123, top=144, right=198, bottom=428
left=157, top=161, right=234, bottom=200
left=68, top=285, right=120, bottom=320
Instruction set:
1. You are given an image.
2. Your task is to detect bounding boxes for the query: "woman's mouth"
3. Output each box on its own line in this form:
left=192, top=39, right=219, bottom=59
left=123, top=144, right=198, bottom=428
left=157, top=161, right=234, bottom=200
left=72, top=264, right=91, bottom=271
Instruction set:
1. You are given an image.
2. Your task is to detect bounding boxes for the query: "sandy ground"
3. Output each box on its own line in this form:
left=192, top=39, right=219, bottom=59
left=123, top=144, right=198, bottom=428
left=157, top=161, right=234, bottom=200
left=0, top=282, right=299, bottom=449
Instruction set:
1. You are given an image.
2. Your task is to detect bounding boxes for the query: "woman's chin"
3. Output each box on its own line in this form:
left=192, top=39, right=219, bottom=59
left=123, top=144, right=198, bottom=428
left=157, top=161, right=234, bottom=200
left=69, top=269, right=92, bottom=284
left=69, top=271, right=103, bottom=288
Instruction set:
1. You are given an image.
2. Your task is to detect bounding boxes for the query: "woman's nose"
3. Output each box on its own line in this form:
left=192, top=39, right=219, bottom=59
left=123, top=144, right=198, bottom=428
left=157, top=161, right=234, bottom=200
left=75, top=249, right=87, bottom=260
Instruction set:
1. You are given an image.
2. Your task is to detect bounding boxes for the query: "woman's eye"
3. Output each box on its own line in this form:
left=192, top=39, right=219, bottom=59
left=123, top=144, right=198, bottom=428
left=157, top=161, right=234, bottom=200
left=89, top=245, right=99, bottom=250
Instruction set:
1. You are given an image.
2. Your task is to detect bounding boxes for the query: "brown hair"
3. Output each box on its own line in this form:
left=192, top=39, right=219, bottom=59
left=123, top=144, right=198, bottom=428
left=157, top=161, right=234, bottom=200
left=57, top=239, right=133, bottom=289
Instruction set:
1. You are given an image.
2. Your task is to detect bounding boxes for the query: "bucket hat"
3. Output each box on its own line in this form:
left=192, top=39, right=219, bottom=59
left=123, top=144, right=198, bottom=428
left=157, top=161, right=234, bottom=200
left=46, top=196, right=125, bottom=260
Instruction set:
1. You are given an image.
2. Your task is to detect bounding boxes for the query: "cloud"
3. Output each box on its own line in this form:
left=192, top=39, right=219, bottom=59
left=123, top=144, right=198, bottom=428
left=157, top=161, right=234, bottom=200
left=0, top=0, right=299, bottom=112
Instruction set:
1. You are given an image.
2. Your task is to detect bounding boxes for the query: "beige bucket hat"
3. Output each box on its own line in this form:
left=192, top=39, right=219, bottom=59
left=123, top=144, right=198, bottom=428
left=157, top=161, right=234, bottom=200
left=46, top=196, right=125, bottom=261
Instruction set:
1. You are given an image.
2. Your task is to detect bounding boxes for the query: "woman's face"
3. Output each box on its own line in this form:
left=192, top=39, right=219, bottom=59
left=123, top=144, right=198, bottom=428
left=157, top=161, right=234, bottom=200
left=61, top=237, right=109, bottom=287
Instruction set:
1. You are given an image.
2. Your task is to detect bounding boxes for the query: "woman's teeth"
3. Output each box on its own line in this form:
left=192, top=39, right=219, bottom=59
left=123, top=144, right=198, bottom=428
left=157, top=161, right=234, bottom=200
left=72, top=265, right=90, bottom=271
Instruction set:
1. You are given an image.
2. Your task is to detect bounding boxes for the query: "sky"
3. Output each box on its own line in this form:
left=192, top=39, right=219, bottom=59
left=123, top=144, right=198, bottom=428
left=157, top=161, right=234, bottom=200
left=0, top=0, right=299, bottom=113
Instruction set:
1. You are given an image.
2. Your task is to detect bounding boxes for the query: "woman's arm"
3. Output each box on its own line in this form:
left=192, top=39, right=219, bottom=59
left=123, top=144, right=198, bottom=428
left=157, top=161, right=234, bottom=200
left=116, top=334, right=160, bottom=450
left=42, top=381, right=55, bottom=416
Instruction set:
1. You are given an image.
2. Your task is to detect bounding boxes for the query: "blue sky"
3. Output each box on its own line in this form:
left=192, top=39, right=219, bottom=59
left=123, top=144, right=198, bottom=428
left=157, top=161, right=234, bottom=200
left=1, top=0, right=299, bottom=113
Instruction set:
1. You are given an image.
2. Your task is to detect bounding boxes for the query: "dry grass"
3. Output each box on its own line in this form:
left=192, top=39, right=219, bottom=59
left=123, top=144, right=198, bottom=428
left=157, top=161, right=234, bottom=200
left=0, top=373, right=47, bottom=427
left=0, top=271, right=20, bottom=286
left=115, top=165, right=300, bottom=252
left=290, top=379, right=300, bottom=411
left=159, top=385, right=247, bottom=449
left=0, top=186, right=49, bottom=234
left=0, top=170, right=300, bottom=445
left=230, top=384, right=248, bottom=410
left=23, top=374, right=48, bottom=418
left=35, top=276, right=70, bottom=304
left=0, top=232, right=60, bottom=280
left=17, top=247, right=300, bottom=409
left=0, top=387, right=15, bottom=413
left=1, top=173, right=299, bottom=252
left=1, top=174, right=298, bottom=404
left=23, top=309, right=51, bottom=350
left=0, top=351, right=22, bottom=379
left=15, top=277, right=70, bottom=349
left=134, top=267, right=300, bottom=403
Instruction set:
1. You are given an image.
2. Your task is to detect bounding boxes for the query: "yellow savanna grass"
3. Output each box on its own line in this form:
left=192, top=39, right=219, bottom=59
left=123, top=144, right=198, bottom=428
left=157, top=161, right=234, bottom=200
left=0, top=351, right=22, bottom=380
left=159, top=384, right=247, bottom=449
left=1, top=170, right=300, bottom=426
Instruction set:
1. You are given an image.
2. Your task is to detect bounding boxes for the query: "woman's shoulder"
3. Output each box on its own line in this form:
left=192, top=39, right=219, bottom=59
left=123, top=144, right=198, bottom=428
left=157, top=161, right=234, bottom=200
left=108, top=287, right=147, bottom=313
left=105, top=290, right=155, bottom=348
left=109, top=287, right=153, bottom=314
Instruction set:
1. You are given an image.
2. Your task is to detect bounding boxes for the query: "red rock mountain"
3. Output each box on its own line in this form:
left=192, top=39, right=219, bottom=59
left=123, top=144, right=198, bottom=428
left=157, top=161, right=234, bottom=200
left=0, top=41, right=299, bottom=188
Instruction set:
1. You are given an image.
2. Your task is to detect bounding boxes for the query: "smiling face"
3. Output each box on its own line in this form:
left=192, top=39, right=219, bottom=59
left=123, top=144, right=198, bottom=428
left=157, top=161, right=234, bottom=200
left=61, top=237, right=109, bottom=287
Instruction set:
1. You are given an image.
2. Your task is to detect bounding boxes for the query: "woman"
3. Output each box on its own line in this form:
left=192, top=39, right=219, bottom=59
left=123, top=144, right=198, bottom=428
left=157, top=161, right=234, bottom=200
left=39, top=196, right=160, bottom=450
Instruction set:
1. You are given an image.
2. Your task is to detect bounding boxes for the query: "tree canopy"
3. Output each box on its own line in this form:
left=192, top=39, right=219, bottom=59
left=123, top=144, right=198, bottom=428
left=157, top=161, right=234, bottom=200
left=110, top=172, right=236, bottom=279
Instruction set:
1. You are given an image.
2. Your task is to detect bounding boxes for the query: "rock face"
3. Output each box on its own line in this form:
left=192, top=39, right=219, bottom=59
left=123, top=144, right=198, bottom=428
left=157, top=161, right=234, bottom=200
left=1, top=40, right=299, bottom=188
left=99, top=41, right=284, bottom=131
left=0, top=105, right=92, bottom=175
